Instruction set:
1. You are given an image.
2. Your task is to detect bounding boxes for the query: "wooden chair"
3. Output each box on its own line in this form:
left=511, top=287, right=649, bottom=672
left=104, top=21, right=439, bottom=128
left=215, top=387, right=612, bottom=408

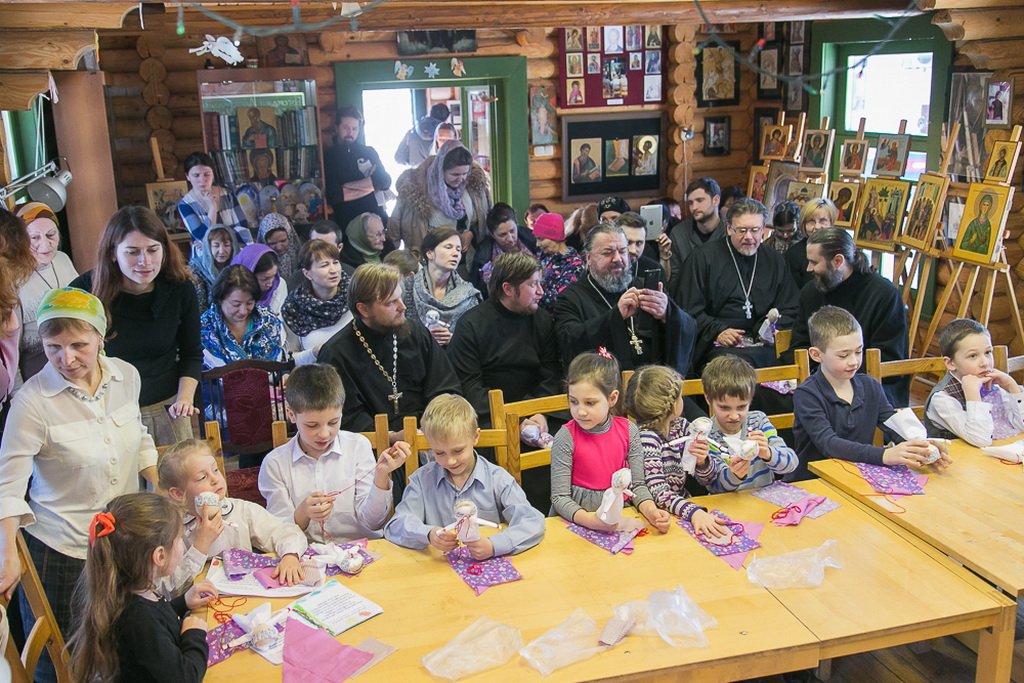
left=865, top=348, right=946, bottom=420
left=202, top=419, right=288, bottom=506
left=199, top=359, right=294, bottom=459
left=775, top=328, right=793, bottom=358
left=399, top=415, right=510, bottom=483
left=488, top=389, right=568, bottom=484
left=756, top=349, right=810, bottom=430
left=0, top=533, right=71, bottom=683
left=357, top=414, right=392, bottom=456
left=993, top=345, right=1024, bottom=382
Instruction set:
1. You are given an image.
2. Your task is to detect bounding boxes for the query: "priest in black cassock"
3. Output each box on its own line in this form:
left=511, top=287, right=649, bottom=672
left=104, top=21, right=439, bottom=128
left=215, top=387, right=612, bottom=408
left=317, top=263, right=461, bottom=437
left=323, top=106, right=392, bottom=233
left=553, top=223, right=697, bottom=377
left=679, top=198, right=799, bottom=370
left=790, top=227, right=909, bottom=406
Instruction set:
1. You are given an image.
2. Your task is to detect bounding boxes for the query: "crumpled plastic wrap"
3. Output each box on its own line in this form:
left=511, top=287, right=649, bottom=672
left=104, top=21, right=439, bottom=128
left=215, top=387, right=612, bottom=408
left=421, top=617, right=522, bottom=681
left=613, top=585, right=717, bottom=648
left=747, top=539, right=842, bottom=589
left=520, top=608, right=607, bottom=676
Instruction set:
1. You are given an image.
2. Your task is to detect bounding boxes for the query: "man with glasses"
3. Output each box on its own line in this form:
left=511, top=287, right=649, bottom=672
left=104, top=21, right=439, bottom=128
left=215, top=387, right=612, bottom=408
left=679, top=198, right=799, bottom=370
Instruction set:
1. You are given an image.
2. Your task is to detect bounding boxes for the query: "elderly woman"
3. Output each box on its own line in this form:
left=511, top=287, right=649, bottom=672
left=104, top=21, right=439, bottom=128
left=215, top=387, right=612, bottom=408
left=178, top=151, right=252, bottom=248
left=342, top=212, right=395, bottom=269
left=389, top=140, right=492, bottom=259
left=188, top=223, right=239, bottom=316
left=784, top=197, right=839, bottom=288
left=282, top=240, right=352, bottom=364
left=232, top=243, right=288, bottom=317
left=0, top=287, right=157, bottom=677
left=15, top=202, right=79, bottom=385
left=532, top=212, right=584, bottom=313
left=71, top=206, right=202, bottom=446
left=0, top=209, right=36, bottom=419
left=201, top=265, right=284, bottom=369
left=257, top=212, right=302, bottom=280
left=403, top=227, right=481, bottom=347
left=469, top=202, right=537, bottom=295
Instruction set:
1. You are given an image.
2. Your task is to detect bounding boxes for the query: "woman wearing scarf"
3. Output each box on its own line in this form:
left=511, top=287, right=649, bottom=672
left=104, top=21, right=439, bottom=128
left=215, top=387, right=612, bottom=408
left=402, top=227, right=481, bottom=347
left=188, top=224, right=239, bottom=316
left=388, top=140, right=492, bottom=260
left=342, top=212, right=395, bottom=268
left=200, top=265, right=283, bottom=368
left=257, top=212, right=302, bottom=280
left=469, top=202, right=537, bottom=296
left=282, top=240, right=352, bottom=365
left=232, top=243, right=288, bottom=316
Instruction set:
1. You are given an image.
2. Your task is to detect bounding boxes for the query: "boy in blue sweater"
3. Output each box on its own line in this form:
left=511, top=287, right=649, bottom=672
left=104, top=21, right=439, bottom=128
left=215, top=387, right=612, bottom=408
left=792, top=306, right=948, bottom=480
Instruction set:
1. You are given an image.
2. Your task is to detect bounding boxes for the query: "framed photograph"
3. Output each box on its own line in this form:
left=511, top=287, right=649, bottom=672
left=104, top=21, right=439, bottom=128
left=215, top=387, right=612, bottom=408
left=645, top=51, right=662, bottom=75
left=799, top=129, right=835, bottom=174
left=754, top=108, right=780, bottom=163
left=952, top=183, right=1015, bottom=265
left=872, top=134, right=911, bottom=177
left=748, top=165, right=769, bottom=204
left=839, top=139, right=869, bottom=176
left=786, top=81, right=805, bottom=113
left=604, top=26, right=624, bottom=54
left=257, top=34, right=309, bottom=67
left=986, top=81, right=1012, bottom=128
left=566, top=53, right=584, bottom=78
left=901, top=172, right=949, bottom=251
left=788, top=44, right=804, bottom=76
left=983, top=139, right=1021, bottom=184
left=562, top=111, right=664, bottom=202
left=589, top=53, right=603, bottom=74
left=586, top=27, right=602, bottom=51
left=146, top=180, right=188, bottom=233
left=626, top=26, right=643, bottom=52
left=764, top=160, right=800, bottom=212
left=760, top=124, right=792, bottom=162
left=853, top=177, right=912, bottom=252
left=396, top=30, right=476, bottom=56
left=566, top=78, right=586, bottom=106
left=789, top=21, right=806, bottom=44
left=703, top=116, right=730, bottom=156
left=529, top=85, right=558, bottom=146
left=758, top=46, right=782, bottom=100
left=696, top=42, right=740, bottom=108
left=643, top=75, right=662, bottom=103
left=645, top=25, right=662, bottom=49
left=565, top=27, right=584, bottom=51
left=785, top=181, right=825, bottom=207
left=602, top=57, right=628, bottom=99
left=828, top=181, right=861, bottom=228
left=628, top=53, right=642, bottom=71
left=760, top=22, right=777, bottom=42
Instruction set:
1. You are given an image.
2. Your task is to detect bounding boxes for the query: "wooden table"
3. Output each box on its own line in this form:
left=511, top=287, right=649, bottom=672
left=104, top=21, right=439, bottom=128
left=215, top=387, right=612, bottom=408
left=205, top=479, right=1014, bottom=682
left=810, top=441, right=1024, bottom=598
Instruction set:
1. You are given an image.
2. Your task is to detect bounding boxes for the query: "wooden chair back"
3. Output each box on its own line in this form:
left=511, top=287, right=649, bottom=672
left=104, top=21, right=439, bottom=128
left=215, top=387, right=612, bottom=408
left=488, top=389, right=569, bottom=483
left=993, top=345, right=1024, bottom=382
left=0, top=533, right=71, bottom=682
left=864, top=348, right=946, bottom=420
left=357, top=414, right=392, bottom=456
left=155, top=426, right=233, bottom=488
left=199, top=359, right=294, bottom=457
left=775, top=328, right=793, bottom=358
left=400, top=415, right=509, bottom=483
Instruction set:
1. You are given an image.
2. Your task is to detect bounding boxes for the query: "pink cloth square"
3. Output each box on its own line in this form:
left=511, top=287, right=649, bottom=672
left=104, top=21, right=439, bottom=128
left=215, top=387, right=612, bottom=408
left=679, top=511, right=764, bottom=570
left=770, top=495, right=829, bottom=526
left=282, top=619, right=373, bottom=683
left=854, top=462, right=926, bottom=495
left=565, top=521, right=640, bottom=554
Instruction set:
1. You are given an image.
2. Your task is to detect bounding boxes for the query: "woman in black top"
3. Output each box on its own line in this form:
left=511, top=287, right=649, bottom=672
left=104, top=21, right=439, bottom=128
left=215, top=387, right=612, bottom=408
left=72, top=206, right=203, bottom=445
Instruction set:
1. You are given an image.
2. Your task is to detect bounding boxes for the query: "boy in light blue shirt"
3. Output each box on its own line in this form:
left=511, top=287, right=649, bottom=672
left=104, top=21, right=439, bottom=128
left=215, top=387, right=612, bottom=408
left=384, top=394, right=545, bottom=558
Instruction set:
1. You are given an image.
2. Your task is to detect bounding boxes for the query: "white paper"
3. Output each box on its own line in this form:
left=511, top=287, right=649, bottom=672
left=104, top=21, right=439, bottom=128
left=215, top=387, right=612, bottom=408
left=206, top=558, right=315, bottom=598
left=289, top=580, right=383, bottom=636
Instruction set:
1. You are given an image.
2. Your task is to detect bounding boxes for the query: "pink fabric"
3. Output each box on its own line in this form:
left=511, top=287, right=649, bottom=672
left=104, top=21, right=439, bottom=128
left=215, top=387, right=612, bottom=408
left=679, top=511, right=764, bottom=570
left=770, top=495, right=828, bottom=526
left=282, top=619, right=373, bottom=683
left=567, top=416, right=631, bottom=489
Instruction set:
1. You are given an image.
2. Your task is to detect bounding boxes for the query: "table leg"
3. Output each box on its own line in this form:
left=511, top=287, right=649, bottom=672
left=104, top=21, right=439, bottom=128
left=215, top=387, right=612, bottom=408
left=975, top=603, right=1015, bottom=683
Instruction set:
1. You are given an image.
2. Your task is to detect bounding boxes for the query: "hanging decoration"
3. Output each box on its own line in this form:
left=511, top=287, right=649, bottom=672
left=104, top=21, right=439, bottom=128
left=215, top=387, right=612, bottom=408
left=424, top=62, right=441, bottom=79
left=189, top=35, right=245, bottom=65
left=394, top=60, right=413, bottom=80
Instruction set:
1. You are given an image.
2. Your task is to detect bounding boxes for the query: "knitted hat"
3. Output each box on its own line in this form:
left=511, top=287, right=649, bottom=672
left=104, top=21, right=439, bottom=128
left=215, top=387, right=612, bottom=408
left=16, top=201, right=59, bottom=228
left=597, top=196, right=631, bottom=217
left=36, top=287, right=107, bottom=337
left=532, top=212, right=565, bottom=241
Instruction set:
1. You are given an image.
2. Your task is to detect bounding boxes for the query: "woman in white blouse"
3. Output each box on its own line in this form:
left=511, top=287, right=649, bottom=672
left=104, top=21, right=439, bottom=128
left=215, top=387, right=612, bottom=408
left=0, top=287, right=157, bottom=678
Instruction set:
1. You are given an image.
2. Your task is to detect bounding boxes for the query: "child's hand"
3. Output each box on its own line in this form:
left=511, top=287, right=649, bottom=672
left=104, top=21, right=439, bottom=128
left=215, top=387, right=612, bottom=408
left=181, top=614, right=208, bottom=634
left=691, top=509, right=730, bottom=538
left=465, top=538, right=494, bottom=561
left=301, top=492, right=336, bottom=523
left=882, top=440, right=934, bottom=468
left=748, top=430, right=771, bottom=461
left=927, top=439, right=954, bottom=470
left=985, top=369, right=1021, bottom=394
left=375, top=442, right=411, bottom=487
left=688, top=438, right=709, bottom=463
left=727, top=455, right=751, bottom=479
left=272, top=554, right=304, bottom=586
left=572, top=510, right=618, bottom=533
left=185, top=579, right=218, bottom=610
left=960, top=374, right=987, bottom=401
left=192, top=504, right=224, bottom=554
left=638, top=500, right=671, bottom=533
left=428, top=527, right=459, bottom=552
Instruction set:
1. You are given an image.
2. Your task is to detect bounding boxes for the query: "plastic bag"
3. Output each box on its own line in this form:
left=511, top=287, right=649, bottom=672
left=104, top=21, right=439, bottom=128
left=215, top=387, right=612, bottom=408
left=421, top=617, right=522, bottom=681
left=747, top=539, right=842, bottom=589
left=520, top=608, right=608, bottom=676
left=612, top=586, right=716, bottom=648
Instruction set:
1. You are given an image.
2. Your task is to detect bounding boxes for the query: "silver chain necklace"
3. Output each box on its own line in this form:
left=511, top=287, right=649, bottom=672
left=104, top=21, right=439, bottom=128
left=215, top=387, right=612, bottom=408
left=726, top=243, right=758, bottom=319
left=588, top=274, right=643, bottom=355
left=353, top=322, right=402, bottom=411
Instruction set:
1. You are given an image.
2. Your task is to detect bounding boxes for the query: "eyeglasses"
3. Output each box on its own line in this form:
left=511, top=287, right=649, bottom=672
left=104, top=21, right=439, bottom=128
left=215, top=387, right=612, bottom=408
left=730, top=226, right=764, bottom=236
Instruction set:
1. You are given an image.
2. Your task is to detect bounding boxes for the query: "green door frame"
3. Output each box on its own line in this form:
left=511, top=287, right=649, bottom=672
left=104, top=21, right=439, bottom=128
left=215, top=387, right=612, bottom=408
left=334, top=57, right=529, bottom=213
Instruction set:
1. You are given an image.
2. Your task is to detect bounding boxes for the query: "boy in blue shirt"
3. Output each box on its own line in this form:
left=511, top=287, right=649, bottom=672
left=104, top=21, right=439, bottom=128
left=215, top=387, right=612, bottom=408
left=792, top=306, right=949, bottom=480
left=384, top=394, right=545, bottom=559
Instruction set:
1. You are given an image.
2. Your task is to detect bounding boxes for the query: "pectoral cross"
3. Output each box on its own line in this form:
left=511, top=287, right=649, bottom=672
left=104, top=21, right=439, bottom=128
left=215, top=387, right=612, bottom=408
left=628, top=331, right=644, bottom=355
left=388, top=390, right=403, bottom=412
left=742, top=299, right=753, bottom=320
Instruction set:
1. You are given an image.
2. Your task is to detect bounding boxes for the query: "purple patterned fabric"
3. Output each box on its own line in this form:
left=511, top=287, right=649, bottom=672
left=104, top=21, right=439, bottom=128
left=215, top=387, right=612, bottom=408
left=222, top=548, right=278, bottom=579
left=678, top=510, right=762, bottom=569
left=854, top=462, right=926, bottom=495
left=303, top=543, right=377, bottom=578
left=445, top=546, right=522, bottom=596
left=752, top=481, right=839, bottom=519
left=565, top=522, right=640, bottom=554
left=982, top=388, right=1020, bottom=440
left=206, top=619, right=285, bottom=666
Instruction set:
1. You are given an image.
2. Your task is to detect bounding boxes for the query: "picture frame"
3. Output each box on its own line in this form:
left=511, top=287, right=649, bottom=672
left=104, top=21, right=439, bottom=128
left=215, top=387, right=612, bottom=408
left=757, top=45, right=782, bottom=100
left=562, top=111, right=664, bottom=202
left=146, top=180, right=189, bottom=233
left=565, top=27, right=584, bottom=52
left=786, top=81, right=805, bottom=113
left=759, top=22, right=777, bottom=42
left=785, top=181, right=825, bottom=208
left=703, top=116, right=730, bottom=156
left=764, top=160, right=800, bottom=212
left=396, top=30, right=476, bottom=56
left=644, top=25, right=662, bottom=49
left=696, top=42, right=740, bottom=108
left=985, top=81, right=1013, bottom=128
left=853, top=177, right=912, bottom=252
left=788, top=44, right=804, bottom=76
left=760, top=124, right=793, bottom=162
left=838, top=139, right=869, bottom=176
left=626, top=25, right=643, bottom=52
left=529, top=85, right=559, bottom=146
left=798, top=129, right=835, bottom=174
left=828, top=181, right=861, bottom=228
left=952, top=183, right=1015, bottom=265
left=257, top=34, right=309, bottom=67
left=748, top=165, right=770, bottom=204
left=871, top=134, right=911, bottom=178
left=900, top=172, right=949, bottom=251
left=586, top=26, right=602, bottom=51
left=566, top=53, right=584, bottom=78
left=983, top=139, right=1021, bottom=184
left=604, top=26, right=624, bottom=54
left=754, top=108, right=780, bottom=163
left=789, top=21, right=806, bottom=44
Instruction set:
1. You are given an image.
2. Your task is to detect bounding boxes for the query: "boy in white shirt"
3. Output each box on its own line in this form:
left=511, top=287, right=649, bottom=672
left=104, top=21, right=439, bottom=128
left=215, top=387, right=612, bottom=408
left=259, top=363, right=410, bottom=542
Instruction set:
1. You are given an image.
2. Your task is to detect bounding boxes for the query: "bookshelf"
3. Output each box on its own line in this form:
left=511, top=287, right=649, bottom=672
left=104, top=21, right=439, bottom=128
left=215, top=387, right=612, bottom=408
left=196, top=67, right=325, bottom=226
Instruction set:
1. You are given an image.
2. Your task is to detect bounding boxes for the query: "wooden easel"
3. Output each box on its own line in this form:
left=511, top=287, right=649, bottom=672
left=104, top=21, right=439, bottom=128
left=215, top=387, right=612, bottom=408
left=780, top=110, right=806, bottom=164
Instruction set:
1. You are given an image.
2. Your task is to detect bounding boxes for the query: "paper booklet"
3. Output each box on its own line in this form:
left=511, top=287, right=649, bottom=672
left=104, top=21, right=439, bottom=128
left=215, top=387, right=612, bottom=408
left=289, top=579, right=383, bottom=636
left=206, top=557, right=316, bottom=598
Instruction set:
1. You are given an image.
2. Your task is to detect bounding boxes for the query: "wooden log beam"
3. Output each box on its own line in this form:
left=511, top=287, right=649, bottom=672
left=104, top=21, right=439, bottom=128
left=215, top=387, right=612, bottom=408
left=0, top=3, right=136, bottom=29
left=0, top=70, right=50, bottom=110
left=917, top=0, right=1019, bottom=9
left=933, top=9, right=1024, bottom=42
left=0, top=31, right=96, bottom=70
left=958, top=39, right=1024, bottom=70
